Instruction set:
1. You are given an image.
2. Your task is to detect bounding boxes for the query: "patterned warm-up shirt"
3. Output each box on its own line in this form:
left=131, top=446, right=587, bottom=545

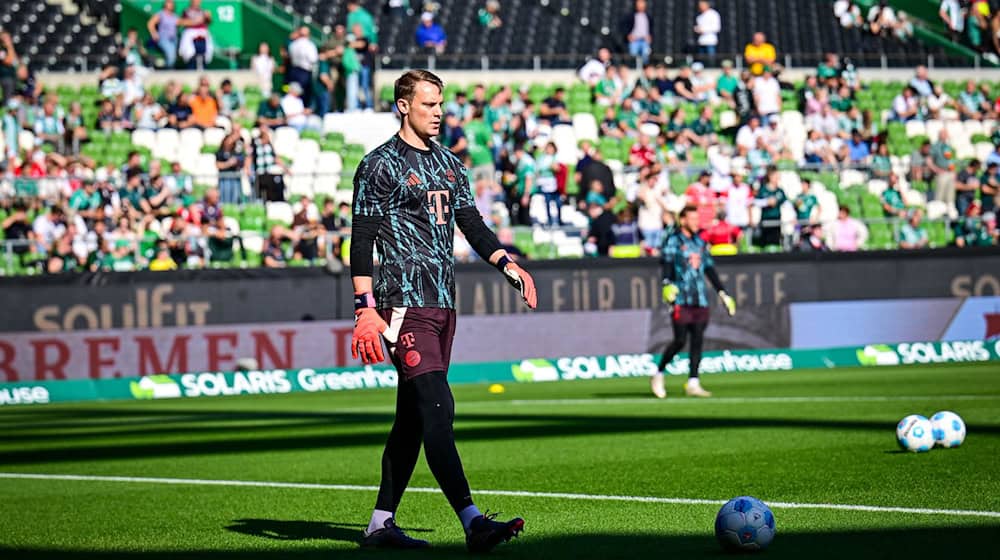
left=660, top=229, right=715, bottom=308
left=353, top=134, right=475, bottom=309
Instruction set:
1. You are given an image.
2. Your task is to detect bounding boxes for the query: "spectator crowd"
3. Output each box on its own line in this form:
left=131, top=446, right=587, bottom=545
left=1, top=1, right=998, bottom=276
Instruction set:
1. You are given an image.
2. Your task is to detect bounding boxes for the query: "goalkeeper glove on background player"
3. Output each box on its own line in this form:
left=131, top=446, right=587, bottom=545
left=662, top=282, right=679, bottom=304
left=719, top=290, right=736, bottom=316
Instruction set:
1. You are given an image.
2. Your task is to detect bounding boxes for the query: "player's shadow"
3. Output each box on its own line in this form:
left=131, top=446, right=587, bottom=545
left=223, top=519, right=433, bottom=544
left=4, top=525, right=1000, bottom=558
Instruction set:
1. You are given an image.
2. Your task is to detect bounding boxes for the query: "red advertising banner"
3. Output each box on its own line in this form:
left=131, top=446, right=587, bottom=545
left=0, top=321, right=357, bottom=382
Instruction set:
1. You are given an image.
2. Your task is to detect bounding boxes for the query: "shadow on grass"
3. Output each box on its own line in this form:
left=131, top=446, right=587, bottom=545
left=223, top=519, right=433, bottom=543
left=1, top=407, right=999, bottom=466
left=2, top=525, right=998, bottom=559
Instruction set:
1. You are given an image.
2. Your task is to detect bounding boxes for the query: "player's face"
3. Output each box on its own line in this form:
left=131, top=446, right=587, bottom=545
left=683, top=211, right=700, bottom=232
left=403, top=81, right=444, bottom=138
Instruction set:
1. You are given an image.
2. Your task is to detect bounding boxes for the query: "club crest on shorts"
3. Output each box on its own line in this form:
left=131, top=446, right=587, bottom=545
left=404, top=350, right=422, bottom=367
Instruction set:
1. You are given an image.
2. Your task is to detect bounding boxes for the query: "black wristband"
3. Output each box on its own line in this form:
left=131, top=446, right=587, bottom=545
left=354, top=292, right=376, bottom=311
left=495, top=255, right=512, bottom=272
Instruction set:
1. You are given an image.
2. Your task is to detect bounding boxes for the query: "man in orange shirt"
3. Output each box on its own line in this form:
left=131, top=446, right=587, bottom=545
left=188, top=79, right=219, bottom=129
left=744, top=32, right=776, bottom=76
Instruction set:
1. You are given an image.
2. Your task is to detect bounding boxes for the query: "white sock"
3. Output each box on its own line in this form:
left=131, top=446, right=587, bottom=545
left=458, top=505, right=482, bottom=530
left=367, top=509, right=394, bottom=534
left=687, top=377, right=701, bottom=389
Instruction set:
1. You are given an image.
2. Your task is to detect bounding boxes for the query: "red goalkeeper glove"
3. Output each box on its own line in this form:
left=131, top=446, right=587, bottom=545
left=352, top=307, right=388, bottom=364
left=500, top=258, right=537, bottom=309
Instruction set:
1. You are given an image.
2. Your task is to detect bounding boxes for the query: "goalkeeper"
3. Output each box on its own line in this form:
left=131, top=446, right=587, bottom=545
left=351, top=70, right=536, bottom=553
left=650, top=205, right=736, bottom=398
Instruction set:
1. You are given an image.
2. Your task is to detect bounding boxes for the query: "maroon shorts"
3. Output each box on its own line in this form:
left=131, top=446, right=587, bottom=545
left=378, top=307, right=457, bottom=379
left=673, top=305, right=710, bottom=325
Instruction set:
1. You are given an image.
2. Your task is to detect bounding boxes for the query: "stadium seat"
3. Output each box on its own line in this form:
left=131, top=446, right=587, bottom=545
left=550, top=124, right=579, bottom=165
left=571, top=113, right=599, bottom=142
left=904, top=121, right=926, bottom=138
left=203, top=127, right=226, bottom=148
left=719, top=111, right=739, bottom=130
left=926, top=200, right=950, bottom=220
left=273, top=127, right=300, bottom=159
left=868, top=179, right=888, bottom=197
left=131, top=129, right=155, bottom=150
left=266, top=202, right=294, bottom=225
left=153, top=129, right=180, bottom=161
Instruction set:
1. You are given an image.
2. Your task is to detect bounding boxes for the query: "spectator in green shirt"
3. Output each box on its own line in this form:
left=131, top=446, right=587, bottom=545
left=881, top=173, right=907, bottom=218
left=346, top=1, right=378, bottom=45
left=69, top=181, right=103, bottom=225
left=929, top=130, right=957, bottom=210
left=755, top=167, right=787, bottom=247
left=871, top=143, right=892, bottom=179
left=688, top=105, right=717, bottom=148
left=898, top=208, right=929, bottom=249
left=817, top=53, right=841, bottom=81
left=954, top=201, right=994, bottom=247
left=793, top=178, right=818, bottom=222
left=256, top=93, right=286, bottom=128
left=478, top=1, right=503, bottom=30
left=509, top=142, right=535, bottom=226
left=716, top=60, right=739, bottom=107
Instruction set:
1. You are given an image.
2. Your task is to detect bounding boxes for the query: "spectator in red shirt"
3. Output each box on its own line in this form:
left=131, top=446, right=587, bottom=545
left=685, top=171, right=717, bottom=227
left=700, top=209, right=744, bottom=246
left=629, top=134, right=657, bottom=167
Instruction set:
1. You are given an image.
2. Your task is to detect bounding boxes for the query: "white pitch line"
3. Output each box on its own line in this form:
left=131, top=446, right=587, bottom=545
left=2, top=473, right=999, bottom=519
left=505, top=395, right=1000, bottom=406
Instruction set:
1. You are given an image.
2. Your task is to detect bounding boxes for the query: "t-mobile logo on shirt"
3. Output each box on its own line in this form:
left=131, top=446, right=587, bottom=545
left=426, top=190, right=451, bottom=225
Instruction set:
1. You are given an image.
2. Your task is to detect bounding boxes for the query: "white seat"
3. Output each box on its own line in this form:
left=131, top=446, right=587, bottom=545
left=571, top=113, right=599, bottom=142
left=964, top=120, right=984, bottom=137
left=868, top=179, right=888, bottom=196
left=242, top=234, right=264, bottom=253
left=780, top=202, right=797, bottom=235
left=639, top=122, right=660, bottom=138
left=291, top=156, right=317, bottom=174
left=902, top=190, right=926, bottom=207
left=955, top=142, right=975, bottom=160
left=531, top=225, right=553, bottom=244
left=945, top=121, right=967, bottom=142
left=939, top=108, right=960, bottom=121
left=131, top=129, right=156, bottom=149
left=905, top=120, right=926, bottom=138
left=203, top=127, right=226, bottom=147
left=781, top=110, right=804, bottom=125
left=273, top=127, right=300, bottom=158
left=818, top=192, right=839, bottom=223
left=179, top=128, right=204, bottom=151
left=719, top=110, right=739, bottom=130
left=556, top=237, right=585, bottom=258
left=287, top=176, right=315, bottom=197
left=153, top=128, right=179, bottom=160
left=840, top=169, right=866, bottom=188
left=192, top=153, right=218, bottom=178
left=223, top=216, right=241, bottom=234
left=926, top=200, right=949, bottom=220
left=317, top=151, right=343, bottom=176
left=214, top=115, right=232, bottom=132
left=17, top=130, right=34, bottom=151
left=266, top=201, right=294, bottom=225
left=779, top=171, right=802, bottom=199
left=925, top=120, right=944, bottom=140
left=296, top=139, right=321, bottom=162
left=975, top=142, right=994, bottom=162
left=607, top=159, right=625, bottom=190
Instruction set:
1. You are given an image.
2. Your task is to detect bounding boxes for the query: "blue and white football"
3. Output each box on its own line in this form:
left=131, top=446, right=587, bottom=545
left=930, top=411, right=966, bottom=448
left=715, top=496, right=776, bottom=552
left=896, top=414, right=934, bottom=452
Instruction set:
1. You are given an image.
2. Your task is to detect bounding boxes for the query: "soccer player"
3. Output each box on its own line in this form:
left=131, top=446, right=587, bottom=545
left=650, top=205, right=736, bottom=399
left=350, top=69, right=537, bottom=552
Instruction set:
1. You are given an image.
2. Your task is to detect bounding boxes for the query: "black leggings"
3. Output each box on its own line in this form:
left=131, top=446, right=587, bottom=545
left=657, top=320, right=708, bottom=378
left=375, top=372, right=473, bottom=514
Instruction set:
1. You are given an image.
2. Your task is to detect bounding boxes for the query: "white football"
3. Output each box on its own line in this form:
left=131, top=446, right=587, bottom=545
left=930, top=411, right=966, bottom=448
left=896, top=414, right=934, bottom=452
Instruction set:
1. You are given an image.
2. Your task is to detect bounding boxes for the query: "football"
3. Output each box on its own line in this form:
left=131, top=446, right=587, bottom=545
left=930, top=411, right=966, bottom=448
left=896, top=414, right=934, bottom=452
left=715, top=496, right=776, bottom=552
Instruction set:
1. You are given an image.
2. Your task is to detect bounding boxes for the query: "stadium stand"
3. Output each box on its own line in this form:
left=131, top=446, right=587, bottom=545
left=0, top=1, right=997, bottom=277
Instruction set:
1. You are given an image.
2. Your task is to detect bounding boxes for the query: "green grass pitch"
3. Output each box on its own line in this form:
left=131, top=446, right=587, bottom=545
left=1, top=362, right=998, bottom=558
